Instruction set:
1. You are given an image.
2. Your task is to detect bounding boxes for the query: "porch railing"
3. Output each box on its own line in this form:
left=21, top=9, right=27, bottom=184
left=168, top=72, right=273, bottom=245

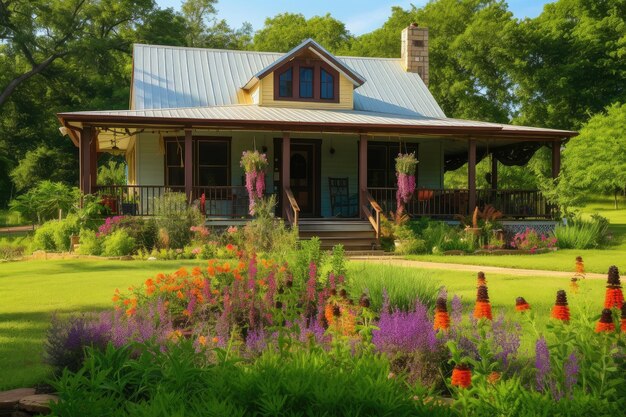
left=367, top=188, right=552, bottom=219
left=95, top=185, right=259, bottom=218
left=361, top=188, right=382, bottom=239
left=284, top=187, right=300, bottom=227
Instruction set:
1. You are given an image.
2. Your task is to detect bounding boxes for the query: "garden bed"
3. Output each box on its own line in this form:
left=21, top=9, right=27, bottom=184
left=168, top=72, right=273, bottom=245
left=444, top=248, right=556, bottom=256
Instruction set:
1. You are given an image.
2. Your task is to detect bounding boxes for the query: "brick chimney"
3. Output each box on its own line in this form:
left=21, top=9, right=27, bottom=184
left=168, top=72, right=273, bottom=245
left=401, top=23, right=429, bottom=86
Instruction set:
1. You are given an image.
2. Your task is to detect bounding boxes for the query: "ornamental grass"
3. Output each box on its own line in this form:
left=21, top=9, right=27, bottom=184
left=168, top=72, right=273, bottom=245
left=595, top=308, right=615, bottom=333
left=551, top=290, right=570, bottom=322
left=604, top=265, right=624, bottom=309
left=473, top=285, right=492, bottom=320
left=433, top=296, right=450, bottom=331
left=515, top=296, right=530, bottom=312
left=451, top=364, right=472, bottom=388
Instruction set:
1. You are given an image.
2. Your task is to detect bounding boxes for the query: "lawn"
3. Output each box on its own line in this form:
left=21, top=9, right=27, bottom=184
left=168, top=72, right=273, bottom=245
left=0, top=258, right=607, bottom=390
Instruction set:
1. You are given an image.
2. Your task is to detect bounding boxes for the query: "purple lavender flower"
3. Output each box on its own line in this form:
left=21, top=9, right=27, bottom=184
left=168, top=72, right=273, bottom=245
left=372, top=300, right=438, bottom=354
left=245, top=327, right=267, bottom=354
left=535, top=337, right=551, bottom=393
left=564, top=351, right=579, bottom=396
left=491, top=314, right=521, bottom=369
left=451, top=295, right=463, bottom=326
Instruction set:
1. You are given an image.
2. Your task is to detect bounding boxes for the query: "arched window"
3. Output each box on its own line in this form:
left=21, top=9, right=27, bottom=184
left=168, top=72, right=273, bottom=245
left=320, top=68, right=334, bottom=100
left=278, top=68, right=293, bottom=98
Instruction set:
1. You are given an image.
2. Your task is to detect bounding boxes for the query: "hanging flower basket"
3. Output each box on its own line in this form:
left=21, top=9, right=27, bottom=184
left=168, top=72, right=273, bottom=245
left=240, top=150, right=268, bottom=215
left=395, top=152, right=418, bottom=210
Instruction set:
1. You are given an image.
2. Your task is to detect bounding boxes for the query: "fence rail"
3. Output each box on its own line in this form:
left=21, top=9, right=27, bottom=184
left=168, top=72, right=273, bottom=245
left=367, top=188, right=552, bottom=219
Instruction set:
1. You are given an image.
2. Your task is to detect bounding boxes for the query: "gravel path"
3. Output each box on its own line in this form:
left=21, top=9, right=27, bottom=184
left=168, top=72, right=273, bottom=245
left=349, top=257, right=605, bottom=280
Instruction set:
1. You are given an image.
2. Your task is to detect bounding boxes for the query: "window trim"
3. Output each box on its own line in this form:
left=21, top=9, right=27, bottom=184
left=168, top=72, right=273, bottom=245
left=320, top=68, right=334, bottom=100
left=278, top=67, right=293, bottom=98
left=273, top=59, right=340, bottom=103
left=164, top=136, right=231, bottom=187
left=299, top=66, right=314, bottom=99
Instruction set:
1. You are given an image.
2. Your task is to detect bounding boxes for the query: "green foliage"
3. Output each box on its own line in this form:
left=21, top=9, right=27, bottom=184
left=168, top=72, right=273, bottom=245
left=153, top=192, right=203, bottom=249
left=9, top=181, right=79, bottom=224
left=97, top=160, right=126, bottom=186
left=253, top=13, right=350, bottom=53
left=562, top=103, right=626, bottom=208
left=242, top=195, right=297, bottom=260
left=422, top=221, right=476, bottom=254
left=0, top=236, right=30, bottom=260
left=77, top=229, right=101, bottom=256
left=555, top=215, right=610, bottom=249
left=50, top=341, right=449, bottom=417
left=101, top=229, right=136, bottom=257
left=31, top=215, right=80, bottom=252
left=347, top=263, right=440, bottom=311
left=9, top=146, right=77, bottom=191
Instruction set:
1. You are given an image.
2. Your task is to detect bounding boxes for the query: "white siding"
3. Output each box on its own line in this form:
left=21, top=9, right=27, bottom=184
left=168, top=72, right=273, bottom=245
left=136, top=132, right=164, bottom=185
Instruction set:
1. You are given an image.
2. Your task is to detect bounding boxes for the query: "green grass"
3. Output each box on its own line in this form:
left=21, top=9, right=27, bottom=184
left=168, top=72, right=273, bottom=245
left=0, top=258, right=610, bottom=390
left=0, top=259, right=202, bottom=390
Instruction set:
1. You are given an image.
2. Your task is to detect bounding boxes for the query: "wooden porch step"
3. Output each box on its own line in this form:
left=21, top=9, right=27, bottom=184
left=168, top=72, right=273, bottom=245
left=297, top=219, right=379, bottom=251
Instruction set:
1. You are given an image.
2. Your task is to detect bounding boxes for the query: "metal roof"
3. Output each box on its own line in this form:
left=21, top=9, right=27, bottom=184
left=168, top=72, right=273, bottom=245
left=131, top=44, right=446, bottom=118
left=59, top=104, right=576, bottom=138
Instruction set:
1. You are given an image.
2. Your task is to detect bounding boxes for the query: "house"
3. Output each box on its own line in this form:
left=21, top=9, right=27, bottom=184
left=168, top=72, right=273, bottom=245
left=57, top=24, right=577, bottom=250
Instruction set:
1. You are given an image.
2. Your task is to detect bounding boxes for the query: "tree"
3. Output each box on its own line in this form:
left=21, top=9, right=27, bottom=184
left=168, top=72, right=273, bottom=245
left=181, top=0, right=252, bottom=49
left=253, top=13, right=351, bottom=53
left=510, top=0, right=626, bottom=130
left=10, top=146, right=77, bottom=191
left=0, top=0, right=156, bottom=108
left=561, top=103, right=626, bottom=209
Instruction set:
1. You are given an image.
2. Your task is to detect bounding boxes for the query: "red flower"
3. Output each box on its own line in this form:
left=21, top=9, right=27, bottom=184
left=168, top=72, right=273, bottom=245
left=604, top=288, right=624, bottom=309
left=473, top=301, right=493, bottom=320
left=551, top=305, right=570, bottom=321
left=595, top=321, right=615, bottom=333
left=451, top=365, right=472, bottom=388
left=433, top=311, right=450, bottom=331
left=226, top=244, right=235, bottom=251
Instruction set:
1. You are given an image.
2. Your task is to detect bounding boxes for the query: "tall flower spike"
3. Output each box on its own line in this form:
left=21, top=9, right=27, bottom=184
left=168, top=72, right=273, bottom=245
left=575, top=256, right=585, bottom=275
left=515, top=296, right=530, bottom=312
left=433, top=296, right=450, bottom=331
left=451, top=364, right=472, bottom=388
left=551, top=290, right=570, bottom=322
left=473, top=285, right=492, bottom=320
left=595, top=308, right=615, bottom=333
left=477, top=271, right=487, bottom=287
left=604, top=265, right=624, bottom=309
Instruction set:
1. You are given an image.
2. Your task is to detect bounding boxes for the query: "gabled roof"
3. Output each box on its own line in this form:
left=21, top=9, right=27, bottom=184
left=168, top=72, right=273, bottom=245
left=241, top=38, right=366, bottom=90
left=131, top=44, right=446, bottom=118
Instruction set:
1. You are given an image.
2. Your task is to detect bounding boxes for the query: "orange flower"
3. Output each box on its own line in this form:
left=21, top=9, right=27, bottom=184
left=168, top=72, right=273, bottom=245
left=112, top=294, right=120, bottom=302
left=473, top=301, right=493, bottom=320
left=212, top=336, right=219, bottom=344
left=156, top=273, right=165, bottom=283
left=226, top=244, right=235, bottom=251
left=433, top=311, right=450, bottom=331
left=451, top=365, right=472, bottom=388
left=257, top=279, right=266, bottom=287
left=569, top=278, right=580, bottom=294
left=487, top=371, right=501, bottom=384
left=125, top=307, right=136, bottom=317
left=595, top=321, right=615, bottom=333
left=551, top=305, right=570, bottom=321
left=621, top=319, right=626, bottom=332
left=197, top=335, right=207, bottom=346
left=575, top=256, right=584, bottom=274
left=515, top=297, right=530, bottom=312
left=176, top=290, right=184, bottom=299
left=324, top=303, right=335, bottom=326
left=604, top=288, right=624, bottom=309
left=191, top=266, right=202, bottom=277
left=207, top=266, right=215, bottom=276
left=182, top=309, right=191, bottom=317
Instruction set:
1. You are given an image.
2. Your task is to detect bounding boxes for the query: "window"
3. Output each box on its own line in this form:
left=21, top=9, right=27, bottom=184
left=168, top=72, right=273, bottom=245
left=165, top=140, right=185, bottom=186
left=165, top=137, right=230, bottom=187
left=196, top=140, right=229, bottom=186
left=367, top=142, right=418, bottom=188
left=278, top=68, right=292, bottom=98
left=320, top=68, right=334, bottom=99
left=299, top=67, right=313, bottom=98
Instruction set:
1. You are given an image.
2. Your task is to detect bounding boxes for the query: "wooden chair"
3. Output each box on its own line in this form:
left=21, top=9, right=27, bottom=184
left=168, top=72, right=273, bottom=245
left=328, top=177, right=358, bottom=217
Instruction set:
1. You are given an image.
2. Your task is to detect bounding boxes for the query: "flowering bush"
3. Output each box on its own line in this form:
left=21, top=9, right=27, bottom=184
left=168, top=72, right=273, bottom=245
left=240, top=151, right=268, bottom=215
left=395, top=152, right=418, bottom=211
left=510, top=228, right=558, bottom=253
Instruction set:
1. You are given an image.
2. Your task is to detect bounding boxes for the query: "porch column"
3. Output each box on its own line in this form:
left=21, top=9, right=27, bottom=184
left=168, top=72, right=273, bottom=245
left=468, top=138, right=477, bottom=214
left=184, top=129, right=193, bottom=202
left=551, top=140, right=561, bottom=179
left=358, top=135, right=368, bottom=219
left=491, top=154, right=498, bottom=190
left=79, top=126, right=94, bottom=195
left=281, top=132, right=290, bottom=218
left=90, top=133, right=98, bottom=190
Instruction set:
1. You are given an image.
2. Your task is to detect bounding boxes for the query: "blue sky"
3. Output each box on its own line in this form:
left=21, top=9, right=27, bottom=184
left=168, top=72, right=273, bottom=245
left=155, top=0, right=553, bottom=35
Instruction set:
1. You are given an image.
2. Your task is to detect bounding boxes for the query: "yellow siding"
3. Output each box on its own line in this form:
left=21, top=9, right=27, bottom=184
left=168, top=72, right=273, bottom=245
left=259, top=73, right=353, bottom=110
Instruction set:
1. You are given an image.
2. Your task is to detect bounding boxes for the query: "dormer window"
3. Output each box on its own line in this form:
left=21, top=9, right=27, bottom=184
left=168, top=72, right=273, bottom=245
left=278, top=68, right=293, bottom=98
left=299, top=67, right=314, bottom=98
left=273, top=60, right=339, bottom=103
left=320, top=68, right=334, bottom=100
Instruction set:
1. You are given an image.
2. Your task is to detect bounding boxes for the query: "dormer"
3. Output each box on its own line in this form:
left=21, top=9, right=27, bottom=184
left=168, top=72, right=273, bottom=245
left=241, top=39, right=365, bottom=110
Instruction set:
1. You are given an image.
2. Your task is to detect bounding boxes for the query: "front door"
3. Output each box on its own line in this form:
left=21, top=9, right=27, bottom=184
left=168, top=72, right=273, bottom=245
left=290, top=143, right=320, bottom=217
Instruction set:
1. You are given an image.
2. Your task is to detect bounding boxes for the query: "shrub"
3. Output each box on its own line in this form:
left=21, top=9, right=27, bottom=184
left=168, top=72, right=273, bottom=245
left=422, top=221, right=476, bottom=254
left=555, top=215, right=609, bottom=249
left=77, top=229, right=101, bottom=256
left=242, top=195, right=298, bottom=259
left=154, top=192, right=203, bottom=249
left=0, top=236, right=30, bottom=260
left=9, top=180, right=79, bottom=224
left=101, top=229, right=136, bottom=257
left=31, top=215, right=80, bottom=252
